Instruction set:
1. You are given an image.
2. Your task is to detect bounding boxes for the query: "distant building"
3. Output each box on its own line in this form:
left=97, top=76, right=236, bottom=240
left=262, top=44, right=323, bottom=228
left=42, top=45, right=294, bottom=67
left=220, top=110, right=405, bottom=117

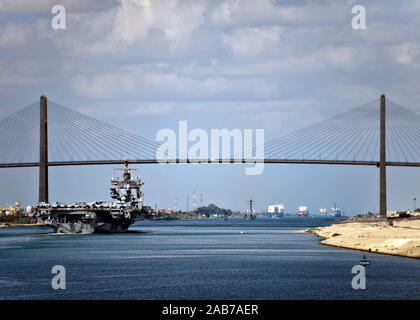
left=3, top=208, right=15, bottom=216
left=1, top=201, right=23, bottom=217
left=157, top=208, right=175, bottom=214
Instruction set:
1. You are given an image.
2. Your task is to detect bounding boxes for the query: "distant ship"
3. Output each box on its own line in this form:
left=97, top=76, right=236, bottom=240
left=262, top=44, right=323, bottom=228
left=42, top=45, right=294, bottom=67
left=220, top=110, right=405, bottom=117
left=331, top=206, right=341, bottom=217
left=244, top=199, right=256, bottom=220
left=298, top=205, right=309, bottom=216
left=268, top=204, right=284, bottom=218
left=30, top=160, right=144, bottom=234
left=319, top=208, right=328, bottom=216
left=244, top=209, right=256, bottom=219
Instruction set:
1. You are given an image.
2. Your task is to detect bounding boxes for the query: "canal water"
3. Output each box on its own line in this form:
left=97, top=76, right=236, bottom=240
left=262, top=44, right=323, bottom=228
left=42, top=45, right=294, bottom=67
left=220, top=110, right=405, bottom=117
left=0, top=217, right=418, bottom=300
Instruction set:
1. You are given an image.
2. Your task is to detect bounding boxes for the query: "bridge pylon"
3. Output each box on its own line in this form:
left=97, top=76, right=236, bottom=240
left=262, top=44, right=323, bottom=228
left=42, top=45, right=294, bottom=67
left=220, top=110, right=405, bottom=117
left=380, top=94, right=387, bottom=218
left=39, top=95, right=48, bottom=203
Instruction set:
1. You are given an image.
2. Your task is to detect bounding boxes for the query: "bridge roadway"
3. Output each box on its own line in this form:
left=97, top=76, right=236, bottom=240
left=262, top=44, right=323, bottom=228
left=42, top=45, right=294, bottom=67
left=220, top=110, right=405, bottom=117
left=1, top=159, right=420, bottom=168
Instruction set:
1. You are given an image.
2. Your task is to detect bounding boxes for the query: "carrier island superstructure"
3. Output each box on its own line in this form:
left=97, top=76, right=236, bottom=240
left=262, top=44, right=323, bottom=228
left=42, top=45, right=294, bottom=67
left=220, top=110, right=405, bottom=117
left=29, top=160, right=144, bottom=234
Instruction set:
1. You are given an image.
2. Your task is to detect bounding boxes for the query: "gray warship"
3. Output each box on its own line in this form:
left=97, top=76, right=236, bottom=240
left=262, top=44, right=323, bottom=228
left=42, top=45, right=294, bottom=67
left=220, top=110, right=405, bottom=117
left=30, top=160, right=144, bottom=234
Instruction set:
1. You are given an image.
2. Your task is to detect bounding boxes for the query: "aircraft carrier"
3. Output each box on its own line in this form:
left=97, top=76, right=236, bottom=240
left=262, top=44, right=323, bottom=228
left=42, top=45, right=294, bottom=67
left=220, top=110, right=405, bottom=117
left=29, top=160, right=144, bottom=234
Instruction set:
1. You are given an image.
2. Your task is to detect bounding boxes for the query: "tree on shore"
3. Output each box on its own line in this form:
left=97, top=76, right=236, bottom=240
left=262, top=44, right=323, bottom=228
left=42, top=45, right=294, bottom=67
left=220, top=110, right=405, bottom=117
left=196, top=203, right=234, bottom=217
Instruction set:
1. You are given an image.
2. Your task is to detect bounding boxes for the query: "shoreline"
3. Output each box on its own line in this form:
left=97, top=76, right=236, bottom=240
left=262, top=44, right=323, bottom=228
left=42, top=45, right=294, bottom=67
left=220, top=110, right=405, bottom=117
left=304, top=217, right=420, bottom=259
left=0, top=223, right=45, bottom=228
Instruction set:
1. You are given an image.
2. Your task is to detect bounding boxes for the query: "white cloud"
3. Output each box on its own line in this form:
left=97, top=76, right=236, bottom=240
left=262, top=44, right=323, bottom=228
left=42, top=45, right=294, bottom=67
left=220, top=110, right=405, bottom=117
left=1, top=0, right=419, bottom=119
left=0, top=0, right=111, bottom=12
left=321, top=46, right=362, bottom=70
left=107, top=0, right=154, bottom=47
left=76, top=98, right=323, bottom=136
left=388, top=42, right=420, bottom=68
left=211, top=0, right=348, bottom=27
left=333, top=84, right=380, bottom=103
left=0, top=23, right=32, bottom=48
left=0, top=60, right=46, bottom=92
left=182, top=99, right=319, bottom=113
left=78, top=101, right=174, bottom=117
left=70, top=62, right=285, bottom=100
left=222, top=26, right=282, bottom=58
left=71, top=65, right=215, bottom=99
left=50, top=0, right=207, bottom=57
left=176, top=45, right=364, bottom=80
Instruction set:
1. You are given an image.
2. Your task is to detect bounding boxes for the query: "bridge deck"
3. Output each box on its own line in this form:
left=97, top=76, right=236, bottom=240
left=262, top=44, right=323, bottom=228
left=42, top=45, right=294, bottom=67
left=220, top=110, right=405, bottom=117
left=1, top=159, right=420, bottom=168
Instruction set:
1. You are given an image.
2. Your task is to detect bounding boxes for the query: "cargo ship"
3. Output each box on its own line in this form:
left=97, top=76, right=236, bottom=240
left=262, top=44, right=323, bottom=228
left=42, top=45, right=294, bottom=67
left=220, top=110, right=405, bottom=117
left=29, top=160, right=144, bottom=234
left=319, top=208, right=328, bottom=216
left=268, top=204, right=284, bottom=217
left=298, top=205, right=309, bottom=216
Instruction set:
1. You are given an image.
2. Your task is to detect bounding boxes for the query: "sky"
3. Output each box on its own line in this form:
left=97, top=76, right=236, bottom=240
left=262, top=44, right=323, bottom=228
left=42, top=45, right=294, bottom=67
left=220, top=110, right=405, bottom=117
left=1, top=0, right=420, bottom=214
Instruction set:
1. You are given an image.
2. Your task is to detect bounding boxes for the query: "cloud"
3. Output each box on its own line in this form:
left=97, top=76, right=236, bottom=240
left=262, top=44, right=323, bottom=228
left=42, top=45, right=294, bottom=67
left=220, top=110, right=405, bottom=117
left=1, top=0, right=420, bottom=118
left=175, top=45, right=364, bottom=81
left=320, top=46, right=362, bottom=70
left=70, top=65, right=194, bottom=99
left=333, top=84, right=380, bottom=103
left=387, top=42, right=420, bottom=68
left=222, top=26, right=282, bottom=58
left=0, top=60, right=47, bottom=93
left=0, top=0, right=112, bottom=12
left=0, top=23, right=32, bottom=48
left=75, top=98, right=324, bottom=137
left=111, top=0, right=206, bottom=50
left=211, top=0, right=348, bottom=27
left=183, top=99, right=321, bottom=116
left=47, top=0, right=207, bottom=58
left=70, top=62, right=286, bottom=100
left=78, top=101, right=174, bottom=117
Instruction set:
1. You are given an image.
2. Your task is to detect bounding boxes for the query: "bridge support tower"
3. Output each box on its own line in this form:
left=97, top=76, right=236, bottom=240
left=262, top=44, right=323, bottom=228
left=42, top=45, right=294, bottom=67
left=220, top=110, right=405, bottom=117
left=39, top=95, right=49, bottom=203
left=380, top=94, right=387, bottom=218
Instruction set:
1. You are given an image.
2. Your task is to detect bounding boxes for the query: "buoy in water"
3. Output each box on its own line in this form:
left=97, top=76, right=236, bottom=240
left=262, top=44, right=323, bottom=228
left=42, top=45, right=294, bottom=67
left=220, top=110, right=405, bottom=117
left=359, top=255, right=371, bottom=267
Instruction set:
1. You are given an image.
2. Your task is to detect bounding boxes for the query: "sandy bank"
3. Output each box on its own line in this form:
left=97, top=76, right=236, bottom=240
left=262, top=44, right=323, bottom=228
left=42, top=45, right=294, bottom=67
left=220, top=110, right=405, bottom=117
left=305, top=218, right=420, bottom=259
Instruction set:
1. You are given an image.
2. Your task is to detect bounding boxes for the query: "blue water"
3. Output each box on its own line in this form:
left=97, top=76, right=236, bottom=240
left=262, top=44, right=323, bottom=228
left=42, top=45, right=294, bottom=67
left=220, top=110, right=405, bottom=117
left=0, top=217, right=418, bottom=300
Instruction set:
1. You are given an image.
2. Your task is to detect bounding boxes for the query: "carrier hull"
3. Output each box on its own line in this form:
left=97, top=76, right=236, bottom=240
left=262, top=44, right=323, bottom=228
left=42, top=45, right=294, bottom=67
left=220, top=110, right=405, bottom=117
left=42, top=207, right=138, bottom=234
left=30, top=160, right=145, bottom=234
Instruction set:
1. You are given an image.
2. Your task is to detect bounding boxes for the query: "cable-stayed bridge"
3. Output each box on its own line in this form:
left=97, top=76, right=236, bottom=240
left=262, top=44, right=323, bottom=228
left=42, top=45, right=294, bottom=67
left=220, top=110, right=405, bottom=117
left=1, top=94, right=420, bottom=217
